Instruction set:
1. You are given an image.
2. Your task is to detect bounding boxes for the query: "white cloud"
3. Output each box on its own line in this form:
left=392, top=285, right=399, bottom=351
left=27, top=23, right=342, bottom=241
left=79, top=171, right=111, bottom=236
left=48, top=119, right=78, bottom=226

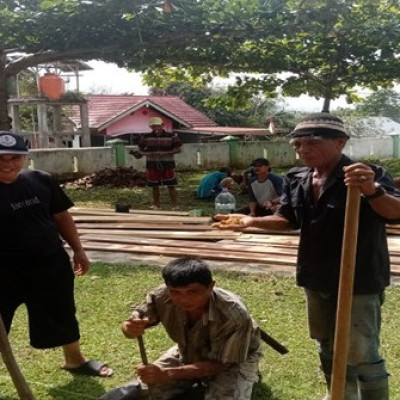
left=65, top=60, right=150, bottom=95
left=282, top=95, right=350, bottom=112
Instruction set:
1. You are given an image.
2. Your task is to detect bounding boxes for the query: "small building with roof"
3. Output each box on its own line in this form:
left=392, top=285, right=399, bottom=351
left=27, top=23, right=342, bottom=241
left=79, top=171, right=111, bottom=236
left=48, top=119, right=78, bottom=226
left=69, top=94, right=275, bottom=146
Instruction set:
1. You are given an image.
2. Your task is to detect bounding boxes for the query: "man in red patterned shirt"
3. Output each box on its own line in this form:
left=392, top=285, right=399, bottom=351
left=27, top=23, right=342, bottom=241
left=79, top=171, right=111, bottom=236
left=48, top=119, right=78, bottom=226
left=139, top=117, right=182, bottom=209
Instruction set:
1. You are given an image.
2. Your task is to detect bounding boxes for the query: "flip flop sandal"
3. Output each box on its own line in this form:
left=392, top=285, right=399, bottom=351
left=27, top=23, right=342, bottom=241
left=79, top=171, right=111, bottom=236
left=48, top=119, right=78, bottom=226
left=63, top=359, right=113, bottom=377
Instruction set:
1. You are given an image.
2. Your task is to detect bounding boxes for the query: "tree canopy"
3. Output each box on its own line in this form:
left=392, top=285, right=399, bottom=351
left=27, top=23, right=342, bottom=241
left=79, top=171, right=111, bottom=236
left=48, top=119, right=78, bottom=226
left=2, top=0, right=400, bottom=130
left=337, top=89, right=400, bottom=123
left=141, top=0, right=400, bottom=112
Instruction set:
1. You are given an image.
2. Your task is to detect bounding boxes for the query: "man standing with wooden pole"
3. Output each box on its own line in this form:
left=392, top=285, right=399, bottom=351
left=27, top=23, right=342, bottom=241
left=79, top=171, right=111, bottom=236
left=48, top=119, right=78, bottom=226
left=214, top=113, right=400, bottom=399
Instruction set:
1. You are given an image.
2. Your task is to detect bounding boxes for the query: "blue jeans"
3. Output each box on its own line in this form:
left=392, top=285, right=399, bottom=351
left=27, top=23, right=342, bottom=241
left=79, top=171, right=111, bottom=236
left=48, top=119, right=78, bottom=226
left=305, top=289, right=389, bottom=387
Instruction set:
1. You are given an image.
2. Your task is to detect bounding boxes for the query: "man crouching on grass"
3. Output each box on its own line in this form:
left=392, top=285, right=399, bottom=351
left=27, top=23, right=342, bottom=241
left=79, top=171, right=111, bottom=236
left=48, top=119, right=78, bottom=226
left=99, top=257, right=262, bottom=400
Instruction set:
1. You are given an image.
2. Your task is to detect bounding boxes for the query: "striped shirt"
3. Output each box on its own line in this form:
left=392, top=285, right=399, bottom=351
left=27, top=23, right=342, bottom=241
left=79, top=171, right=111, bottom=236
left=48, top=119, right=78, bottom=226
left=138, top=131, right=181, bottom=170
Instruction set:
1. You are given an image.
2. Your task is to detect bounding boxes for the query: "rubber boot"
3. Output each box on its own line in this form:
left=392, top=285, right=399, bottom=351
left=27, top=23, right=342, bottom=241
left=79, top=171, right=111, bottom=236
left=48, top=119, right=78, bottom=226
left=359, top=380, right=388, bottom=400
left=320, top=358, right=332, bottom=400
left=98, top=380, right=148, bottom=400
left=358, top=360, right=389, bottom=400
left=320, top=357, right=359, bottom=400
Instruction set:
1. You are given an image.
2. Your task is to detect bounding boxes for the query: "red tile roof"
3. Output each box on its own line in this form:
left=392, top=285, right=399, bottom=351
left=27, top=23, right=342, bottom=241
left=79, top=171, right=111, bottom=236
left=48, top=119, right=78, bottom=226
left=70, top=95, right=217, bottom=130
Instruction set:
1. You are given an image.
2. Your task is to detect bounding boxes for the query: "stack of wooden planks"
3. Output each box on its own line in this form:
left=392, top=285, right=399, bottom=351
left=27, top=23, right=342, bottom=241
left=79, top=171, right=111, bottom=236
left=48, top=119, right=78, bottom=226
left=71, top=208, right=400, bottom=277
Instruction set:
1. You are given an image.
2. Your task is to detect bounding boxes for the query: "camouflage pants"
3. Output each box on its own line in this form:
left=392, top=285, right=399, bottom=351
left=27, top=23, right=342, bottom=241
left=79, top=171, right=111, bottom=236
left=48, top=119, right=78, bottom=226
left=147, top=345, right=258, bottom=400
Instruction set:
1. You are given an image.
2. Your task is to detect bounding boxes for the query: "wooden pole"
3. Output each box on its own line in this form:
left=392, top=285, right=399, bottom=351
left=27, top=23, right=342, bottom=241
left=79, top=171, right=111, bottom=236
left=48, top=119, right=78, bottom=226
left=137, top=335, right=148, bottom=365
left=0, top=314, right=36, bottom=400
left=330, top=186, right=361, bottom=400
left=259, top=328, right=289, bottom=355
left=137, top=335, right=155, bottom=400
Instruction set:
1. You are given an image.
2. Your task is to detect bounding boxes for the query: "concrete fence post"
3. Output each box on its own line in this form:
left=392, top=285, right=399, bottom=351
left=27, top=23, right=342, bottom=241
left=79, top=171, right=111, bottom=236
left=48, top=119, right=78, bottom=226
left=105, top=138, right=128, bottom=167
left=391, top=134, right=399, bottom=158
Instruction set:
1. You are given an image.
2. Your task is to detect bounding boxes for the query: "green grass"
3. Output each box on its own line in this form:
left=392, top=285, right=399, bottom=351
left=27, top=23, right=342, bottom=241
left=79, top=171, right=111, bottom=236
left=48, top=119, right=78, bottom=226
left=1, top=264, right=400, bottom=400
left=64, top=171, right=249, bottom=215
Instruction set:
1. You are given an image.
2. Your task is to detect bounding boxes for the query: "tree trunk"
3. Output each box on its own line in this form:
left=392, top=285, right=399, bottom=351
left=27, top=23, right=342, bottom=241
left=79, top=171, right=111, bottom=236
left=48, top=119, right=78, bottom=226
left=322, top=96, right=331, bottom=113
left=0, top=46, right=11, bottom=130
left=321, top=83, right=333, bottom=113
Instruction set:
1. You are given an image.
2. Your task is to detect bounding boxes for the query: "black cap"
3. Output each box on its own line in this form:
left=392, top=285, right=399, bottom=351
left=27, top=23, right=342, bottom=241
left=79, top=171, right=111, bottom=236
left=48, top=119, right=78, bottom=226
left=251, top=157, right=270, bottom=167
left=289, top=113, right=348, bottom=138
left=0, top=132, right=28, bottom=155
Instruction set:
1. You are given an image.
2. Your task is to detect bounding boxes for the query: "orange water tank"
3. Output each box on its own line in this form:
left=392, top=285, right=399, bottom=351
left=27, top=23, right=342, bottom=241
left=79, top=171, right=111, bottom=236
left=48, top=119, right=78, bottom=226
left=39, top=73, right=65, bottom=100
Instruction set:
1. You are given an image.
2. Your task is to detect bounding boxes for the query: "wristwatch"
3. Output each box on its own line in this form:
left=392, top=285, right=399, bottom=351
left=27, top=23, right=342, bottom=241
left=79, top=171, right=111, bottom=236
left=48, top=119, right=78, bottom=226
left=362, top=183, right=386, bottom=201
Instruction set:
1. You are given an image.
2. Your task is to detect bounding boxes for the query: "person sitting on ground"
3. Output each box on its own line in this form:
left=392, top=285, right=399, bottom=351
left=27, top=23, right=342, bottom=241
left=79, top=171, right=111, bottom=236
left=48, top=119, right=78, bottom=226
left=237, top=158, right=283, bottom=217
left=196, top=167, right=233, bottom=199
left=0, top=131, right=112, bottom=378
left=99, top=257, right=262, bottom=400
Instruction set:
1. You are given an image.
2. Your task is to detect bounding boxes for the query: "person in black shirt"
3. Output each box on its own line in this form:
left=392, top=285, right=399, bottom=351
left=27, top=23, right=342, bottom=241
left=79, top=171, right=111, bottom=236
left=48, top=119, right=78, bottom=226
left=215, top=113, right=400, bottom=400
left=0, top=132, right=112, bottom=378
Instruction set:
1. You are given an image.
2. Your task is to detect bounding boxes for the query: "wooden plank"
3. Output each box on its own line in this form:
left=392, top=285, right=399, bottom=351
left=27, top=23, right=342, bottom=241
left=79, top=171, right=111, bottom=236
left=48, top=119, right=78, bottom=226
left=80, top=234, right=299, bottom=257
left=390, top=256, right=400, bottom=265
left=235, top=234, right=300, bottom=247
left=71, top=207, right=190, bottom=216
left=77, top=229, right=240, bottom=240
left=242, top=228, right=300, bottom=235
left=386, top=228, right=400, bottom=235
left=70, top=208, right=400, bottom=276
left=387, top=224, right=400, bottom=229
left=390, top=265, right=400, bottom=276
left=72, top=214, right=210, bottom=224
left=79, top=241, right=297, bottom=266
left=75, top=223, right=213, bottom=231
left=387, top=236, right=400, bottom=246
left=79, top=239, right=400, bottom=277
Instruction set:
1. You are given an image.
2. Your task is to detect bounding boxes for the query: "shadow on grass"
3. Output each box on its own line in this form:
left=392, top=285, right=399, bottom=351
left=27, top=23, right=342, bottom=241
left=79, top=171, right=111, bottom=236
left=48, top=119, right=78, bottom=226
left=252, top=381, right=281, bottom=400
left=48, top=376, right=106, bottom=399
left=168, top=380, right=281, bottom=400
left=42, top=380, right=280, bottom=400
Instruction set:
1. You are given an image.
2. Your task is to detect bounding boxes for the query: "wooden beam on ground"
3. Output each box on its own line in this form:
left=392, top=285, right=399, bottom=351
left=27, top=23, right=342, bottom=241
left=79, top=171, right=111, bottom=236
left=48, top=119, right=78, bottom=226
left=77, top=229, right=240, bottom=240
left=71, top=207, right=190, bottom=216
left=80, top=234, right=299, bottom=257
left=79, top=240, right=297, bottom=267
left=75, top=222, right=213, bottom=231
left=235, top=234, right=300, bottom=248
left=72, top=214, right=210, bottom=224
left=70, top=208, right=400, bottom=277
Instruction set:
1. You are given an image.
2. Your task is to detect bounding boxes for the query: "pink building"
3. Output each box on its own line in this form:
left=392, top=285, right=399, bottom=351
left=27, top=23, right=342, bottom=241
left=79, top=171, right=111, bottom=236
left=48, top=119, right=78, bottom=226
left=70, top=94, right=273, bottom=146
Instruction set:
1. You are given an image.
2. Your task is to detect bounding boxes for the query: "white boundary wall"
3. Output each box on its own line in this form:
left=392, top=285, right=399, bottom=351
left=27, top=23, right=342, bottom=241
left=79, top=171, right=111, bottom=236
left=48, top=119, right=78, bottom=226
left=26, top=137, right=398, bottom=179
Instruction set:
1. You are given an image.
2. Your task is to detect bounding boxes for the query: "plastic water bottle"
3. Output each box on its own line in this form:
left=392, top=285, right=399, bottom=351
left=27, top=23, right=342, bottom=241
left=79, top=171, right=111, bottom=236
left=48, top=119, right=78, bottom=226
left=215, top=187, right=236, bottom=214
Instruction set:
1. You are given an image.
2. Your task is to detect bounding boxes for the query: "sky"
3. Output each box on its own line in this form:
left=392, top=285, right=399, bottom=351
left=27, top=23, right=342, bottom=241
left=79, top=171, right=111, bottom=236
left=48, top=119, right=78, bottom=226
left=65, top=60, right=349, bottom=112
left=65, top=60, right=150, bottom=95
